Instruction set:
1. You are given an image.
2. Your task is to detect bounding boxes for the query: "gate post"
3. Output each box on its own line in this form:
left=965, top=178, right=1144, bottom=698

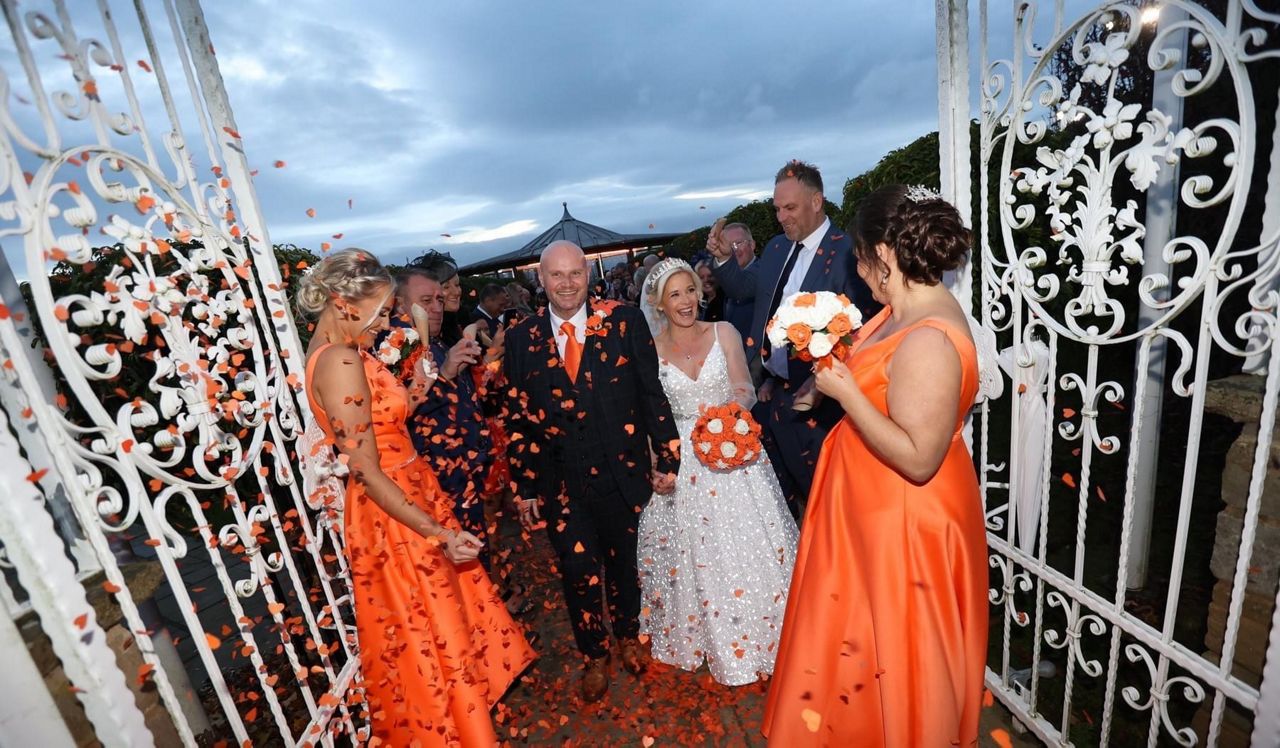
left=935, top=0, right=973, bottom=309
left=0, top=406, right=153, bottom=747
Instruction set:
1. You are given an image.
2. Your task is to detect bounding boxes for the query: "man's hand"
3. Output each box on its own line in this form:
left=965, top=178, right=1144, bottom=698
left=442, top=338, right=481, bottom=379
left=517, top=497, right=541, bottom=531
left=705, top=217, right=731, bottom=261
left=650, top=470, right=677, bottom=495
left=757, top=377, right=776, bottom=403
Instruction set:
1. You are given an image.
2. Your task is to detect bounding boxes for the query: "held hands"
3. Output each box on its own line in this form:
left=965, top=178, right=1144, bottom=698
left=442, top=529, right=484, bottom=564
left=650, top=470, right=676, bottom=495
left=443, top=338, right=482, bottom=379
left=757, top=377, right=776, bottom=403
left=517, top=498, right=541, bottom=532
left=705, top=217, right=730, bottom=261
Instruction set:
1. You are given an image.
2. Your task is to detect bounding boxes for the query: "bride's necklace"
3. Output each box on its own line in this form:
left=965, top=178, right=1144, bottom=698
left=668, top=327, right=705, bottom=361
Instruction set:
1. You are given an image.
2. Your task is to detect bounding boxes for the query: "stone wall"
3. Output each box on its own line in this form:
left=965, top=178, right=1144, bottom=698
left=1197, top=374, right=1280, bottom=746
left=18, top=561, right=182, bottom=747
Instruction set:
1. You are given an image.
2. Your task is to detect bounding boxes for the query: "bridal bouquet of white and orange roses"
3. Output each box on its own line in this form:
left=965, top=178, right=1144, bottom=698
left=766, top=291, right=864, bottom=368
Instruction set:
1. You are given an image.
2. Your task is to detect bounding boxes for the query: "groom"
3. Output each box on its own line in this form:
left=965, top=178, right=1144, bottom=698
left=503, top=240, right=680, bottom=701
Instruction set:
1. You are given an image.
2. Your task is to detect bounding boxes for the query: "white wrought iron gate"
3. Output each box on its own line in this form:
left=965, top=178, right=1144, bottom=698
left=0, top=1, right=362, bottom=745
left=936, top=0, right=1280, bottom=745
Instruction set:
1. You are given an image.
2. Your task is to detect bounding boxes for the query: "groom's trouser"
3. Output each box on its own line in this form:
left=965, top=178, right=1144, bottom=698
left=544, top=475, right=641, bottom=659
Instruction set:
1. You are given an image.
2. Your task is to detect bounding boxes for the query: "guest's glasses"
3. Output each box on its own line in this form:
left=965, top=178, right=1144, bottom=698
left=729, top=240, right=748, bottom=250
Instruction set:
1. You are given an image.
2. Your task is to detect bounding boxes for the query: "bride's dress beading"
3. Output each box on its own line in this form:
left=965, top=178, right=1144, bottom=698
left=638, top=325, right=799, bottom=686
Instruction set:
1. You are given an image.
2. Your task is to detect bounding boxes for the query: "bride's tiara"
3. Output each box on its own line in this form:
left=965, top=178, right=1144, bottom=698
left=645, top=257, right=694, bottom=295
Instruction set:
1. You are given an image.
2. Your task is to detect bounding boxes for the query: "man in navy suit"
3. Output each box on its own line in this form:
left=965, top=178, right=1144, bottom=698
left=709, top=160, right=879, bottom=516
left=717, top=222, right=757, bottom=341
left=470, top=283, right=507, bottom=338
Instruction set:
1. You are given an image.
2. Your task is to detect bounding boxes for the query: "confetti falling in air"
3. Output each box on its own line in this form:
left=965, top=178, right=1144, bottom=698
left=273, top=160, right=286, bottom=168
left=305, top=208, right=316, bottom=218
left=136, top=59, right=152, bottom=73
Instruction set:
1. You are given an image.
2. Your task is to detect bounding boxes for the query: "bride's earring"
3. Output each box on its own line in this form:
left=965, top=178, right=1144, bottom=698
left=879, top=269, right=890, bottom=290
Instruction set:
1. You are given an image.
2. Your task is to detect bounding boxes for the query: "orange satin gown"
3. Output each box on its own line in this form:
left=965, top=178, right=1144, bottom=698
left=763, top=309, right=989, bottom=747
left=307, top=345, right=534, bottom=746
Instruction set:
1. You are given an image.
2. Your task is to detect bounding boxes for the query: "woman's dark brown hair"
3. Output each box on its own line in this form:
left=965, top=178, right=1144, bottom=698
left=848, top=184, right=971, bottom=285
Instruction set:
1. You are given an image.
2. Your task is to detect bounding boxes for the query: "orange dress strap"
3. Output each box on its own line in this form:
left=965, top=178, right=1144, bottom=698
left=305, top=342, right=337, bottom=432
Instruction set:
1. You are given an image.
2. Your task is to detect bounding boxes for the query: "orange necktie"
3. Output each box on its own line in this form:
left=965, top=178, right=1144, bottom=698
left=561, top=320, right=583, bottom=382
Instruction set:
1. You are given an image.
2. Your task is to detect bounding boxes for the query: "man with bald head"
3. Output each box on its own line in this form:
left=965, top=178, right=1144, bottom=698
left=503, top=240, right=680, bottom=701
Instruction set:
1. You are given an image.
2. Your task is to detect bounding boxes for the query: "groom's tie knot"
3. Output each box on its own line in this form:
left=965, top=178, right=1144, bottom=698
left=561, top=320, right=583, bottom=382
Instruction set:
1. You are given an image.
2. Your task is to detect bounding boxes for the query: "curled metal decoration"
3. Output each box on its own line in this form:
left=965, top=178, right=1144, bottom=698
left=1043, top=589, right=1109, bottom=678
left=19, top=147, right=276, bottom=492
left=1122, top=643, right=1208, bottom=746
left=998, top=1, right=1254, bottom=346
left=988, top=553, right=1034, bottom=626
left=1056, top=372, right=1123, bottom=454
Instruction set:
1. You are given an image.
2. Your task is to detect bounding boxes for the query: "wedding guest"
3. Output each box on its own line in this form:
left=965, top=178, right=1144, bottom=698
left=393, top=269, right=492, bottom=568
left=637, top=259, right=797, bottom=686
left=471, top=283, right=507, bottom=338
left=763, top=186, right=987, bottom=746
left=717, top=222, right=757, bottom=340
left=707, top=160, right=879, bottom=517
left=298, top=249, right=533, bottom=744
left=412, top=251, right=465, bottom=344
left=413, top=257, right=532, bottom=616
left=504, top=281, right=533, bottom=321
left=694, top=261, right=724, bottom=322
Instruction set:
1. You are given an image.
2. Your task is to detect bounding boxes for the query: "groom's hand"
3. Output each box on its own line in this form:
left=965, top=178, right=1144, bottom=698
left=650, top=470, right=676, bottom=495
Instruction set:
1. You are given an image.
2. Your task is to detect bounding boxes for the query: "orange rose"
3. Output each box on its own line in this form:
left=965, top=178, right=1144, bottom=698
left=827, top=313, right=853, bottom=337
left=836, top=293, right=852, bottom=306
left=832, top=342, right=850, bottom=360
left=786, top=323, right=812, bottom=349
left=793, top=292, right=817, bottom=308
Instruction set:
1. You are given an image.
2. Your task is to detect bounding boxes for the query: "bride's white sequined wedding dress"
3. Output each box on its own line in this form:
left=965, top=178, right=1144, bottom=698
left=638, top=322, right=798, bottom=686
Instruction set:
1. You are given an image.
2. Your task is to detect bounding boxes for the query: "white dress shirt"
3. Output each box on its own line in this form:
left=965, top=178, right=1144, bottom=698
left=765, top=217, right=830, bottom=378
left=549, top=304, right=589, bottom=360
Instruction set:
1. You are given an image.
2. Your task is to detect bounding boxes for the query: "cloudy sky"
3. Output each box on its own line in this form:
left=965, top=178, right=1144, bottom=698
left=0, top=0, right=1039, bottom=277
left=221, top=0, right=948, bottom=267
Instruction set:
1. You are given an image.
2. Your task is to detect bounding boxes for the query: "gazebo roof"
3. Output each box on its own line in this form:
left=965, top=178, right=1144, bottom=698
left=459, top=203, right=681, bottom=274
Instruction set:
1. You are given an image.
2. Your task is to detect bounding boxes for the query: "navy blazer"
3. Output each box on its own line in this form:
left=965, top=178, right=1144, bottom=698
left=721, top=261, right=756, bottom=342
left=712, top=222, right=878, bottom=377
left=502, top=304, right=680, bottom=508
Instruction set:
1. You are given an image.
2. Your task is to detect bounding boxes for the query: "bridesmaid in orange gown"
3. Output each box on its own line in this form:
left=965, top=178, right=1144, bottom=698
left=298, top=249, right=535, bottom=746
left=764, top=186, right=988, bottom=746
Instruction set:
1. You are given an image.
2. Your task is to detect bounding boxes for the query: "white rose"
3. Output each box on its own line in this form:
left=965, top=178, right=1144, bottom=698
left=767, top=320, right=789, bottom=349
left=706, top=418, right=724, bottom=435
left=844, top=304, right=864, bottom=329
left=807, top=332, right=834, bottom=358
left=720, top=441, right=738, bottom=458
left=733, top=418, right=750, bottom=435
left=379, top=347, right=402, bottom=365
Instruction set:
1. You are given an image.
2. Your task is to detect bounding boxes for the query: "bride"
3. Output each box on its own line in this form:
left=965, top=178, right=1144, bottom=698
left=637, top=258, right=799, bottom=686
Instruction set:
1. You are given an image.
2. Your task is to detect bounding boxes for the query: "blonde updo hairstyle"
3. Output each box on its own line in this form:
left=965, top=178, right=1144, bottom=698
left=294, top=248, right=393, bottom=319
left=644, top=258, right=702, bottom=314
